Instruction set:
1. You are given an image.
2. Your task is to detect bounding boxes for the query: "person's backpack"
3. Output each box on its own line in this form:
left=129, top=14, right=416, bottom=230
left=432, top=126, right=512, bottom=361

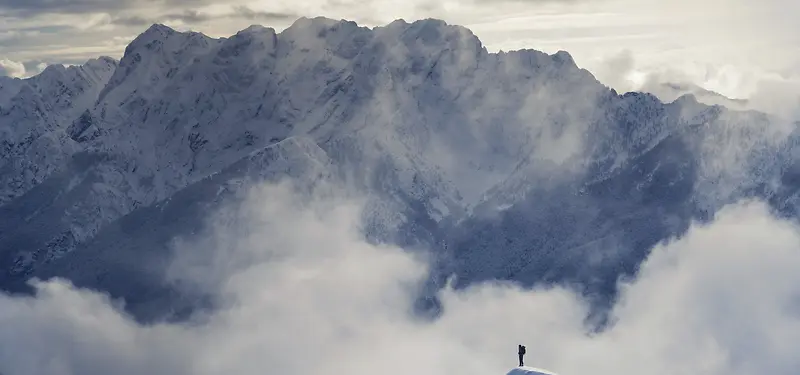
left=519, top=345, right=526, bottom=354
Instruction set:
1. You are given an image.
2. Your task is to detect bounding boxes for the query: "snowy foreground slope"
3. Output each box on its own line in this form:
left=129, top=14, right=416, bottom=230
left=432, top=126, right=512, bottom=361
left=508, top=367, right=559, bottom=375
left=2, top=16, right=800, bottom=320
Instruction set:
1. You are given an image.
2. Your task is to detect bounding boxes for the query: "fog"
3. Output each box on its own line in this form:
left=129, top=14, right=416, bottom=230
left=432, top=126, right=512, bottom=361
left=1, top=179, right=799, bottom=375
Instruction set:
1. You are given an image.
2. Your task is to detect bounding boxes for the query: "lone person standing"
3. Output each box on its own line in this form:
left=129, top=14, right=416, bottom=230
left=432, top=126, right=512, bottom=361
left=518, top=344, right=526, bottom=366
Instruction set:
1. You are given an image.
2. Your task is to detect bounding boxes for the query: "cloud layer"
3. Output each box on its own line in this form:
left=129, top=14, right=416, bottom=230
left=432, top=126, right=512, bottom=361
left=0, top=179, right=798, bottom=375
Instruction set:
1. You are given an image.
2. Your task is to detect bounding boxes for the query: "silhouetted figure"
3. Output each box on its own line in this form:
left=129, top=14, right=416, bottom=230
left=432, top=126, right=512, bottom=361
left=518, top=344, right=526, bottom=366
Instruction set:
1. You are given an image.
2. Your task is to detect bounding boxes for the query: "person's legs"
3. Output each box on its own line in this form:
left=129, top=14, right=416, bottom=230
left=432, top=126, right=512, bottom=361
left=518, top=353, right=523, bottom=366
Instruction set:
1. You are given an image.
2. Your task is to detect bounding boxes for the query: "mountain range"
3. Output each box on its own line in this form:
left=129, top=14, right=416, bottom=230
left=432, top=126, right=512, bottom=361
left=1, top=16, right=799, bottom=323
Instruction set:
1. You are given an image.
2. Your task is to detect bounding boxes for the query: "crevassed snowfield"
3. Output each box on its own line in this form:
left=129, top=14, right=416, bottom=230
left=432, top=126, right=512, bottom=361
left=0, top=15, right=799, bottom=375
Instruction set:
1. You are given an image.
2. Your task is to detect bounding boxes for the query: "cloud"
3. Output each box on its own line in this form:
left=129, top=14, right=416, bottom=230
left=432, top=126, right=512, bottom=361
left=458, top=0, right=800, bottom=119
left=0, top=176, right=798, bottom=375
left=586, top=47, right=800, bottom=121
left=0, top=0, right=210, bottom=16
left=578, top=200, right=800, bottom=375
left=0, top=0, right=307, bottom=65
left=230, top=5, right=300, bottom=21
left=0, top=0, right=129, bottom=15
left=109, top=6, right=298, bottom=27
left=0, top=58, right=26, bottom=77
left=745, top=73, right=800, bottom=120
left=110, top=10, right=213, bottom=27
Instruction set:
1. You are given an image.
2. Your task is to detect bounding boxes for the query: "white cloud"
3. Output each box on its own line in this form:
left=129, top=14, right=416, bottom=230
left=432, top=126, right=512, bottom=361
left=746, top=73, right=800, bottom=120
left=577, top=200, right=800, bottom=375
left=586, top=47, right=800, bottom=121
left=0, top=58, right=26, bottom=77
left=457, top=0, right=800, bottom=119
left=0, top=179, right=798, bottom=375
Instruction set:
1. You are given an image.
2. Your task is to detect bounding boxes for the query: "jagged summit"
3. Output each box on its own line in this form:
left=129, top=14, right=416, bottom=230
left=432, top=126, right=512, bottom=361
left=143, top=23, right=177, bottom=36
left=238, top=24, right=277, bottom=35
left=38, top=63, right=68, bottom=75
left=85, top=56, right=119, bottom=68
left=37, top=56, right=118, bottom=82
left=121, top=22, right=213, bottom=60
left=288, top=15, right=355, bottom=28
left=13, top=17, right=577, bottom=86
left=551, top=50, right=576, bottom=67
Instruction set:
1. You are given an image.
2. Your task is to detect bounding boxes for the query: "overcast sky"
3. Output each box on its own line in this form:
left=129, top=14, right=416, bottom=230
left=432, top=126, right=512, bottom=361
left=1, top=0, right=799, bottom=101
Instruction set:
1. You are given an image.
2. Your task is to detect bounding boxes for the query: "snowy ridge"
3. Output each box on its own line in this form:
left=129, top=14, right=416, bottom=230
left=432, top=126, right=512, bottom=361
left=0, top=57, right=118, bottom=205
left=214, top=135, right=336, bottom=198
left=1, top=134, right=335, bottom=282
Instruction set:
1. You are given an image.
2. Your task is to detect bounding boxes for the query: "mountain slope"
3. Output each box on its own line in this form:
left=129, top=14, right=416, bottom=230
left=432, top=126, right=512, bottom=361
left=4, top=136, right=334, bottom=320
left=0, top=57, right=118, bottom=205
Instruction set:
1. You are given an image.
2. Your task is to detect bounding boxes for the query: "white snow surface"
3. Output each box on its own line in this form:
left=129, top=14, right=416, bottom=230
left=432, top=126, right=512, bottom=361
left=0, top=57, right=117, bottom=204
left=508, top=366, right=560, bottom=375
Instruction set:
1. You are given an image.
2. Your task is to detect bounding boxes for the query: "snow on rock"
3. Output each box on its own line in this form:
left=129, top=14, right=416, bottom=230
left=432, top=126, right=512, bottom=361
left=219, top=135, right=336, bottom=198
left=0, top=134, right=336, bottom=282
left=0, top=57, right=118, bottom=205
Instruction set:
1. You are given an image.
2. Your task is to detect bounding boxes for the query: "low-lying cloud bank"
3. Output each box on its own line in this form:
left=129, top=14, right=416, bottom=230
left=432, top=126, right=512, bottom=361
left=0, top=180, right=799, bottom=375
left=590, top=48, right=800, bottom=120
left=0, top=59, right=28, bottom=78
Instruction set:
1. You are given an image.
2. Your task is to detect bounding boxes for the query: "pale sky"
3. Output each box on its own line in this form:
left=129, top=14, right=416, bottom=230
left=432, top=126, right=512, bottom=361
left=1, top=0, right=799, bottom=104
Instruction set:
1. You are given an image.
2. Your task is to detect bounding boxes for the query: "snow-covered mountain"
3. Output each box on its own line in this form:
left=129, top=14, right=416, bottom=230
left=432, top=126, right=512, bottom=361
left=0, top=57, right=118, bottom=205
left=1, top=16, right=798, bottom=321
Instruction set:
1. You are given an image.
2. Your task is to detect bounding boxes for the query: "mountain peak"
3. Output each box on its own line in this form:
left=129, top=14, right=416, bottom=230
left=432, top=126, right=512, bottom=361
left=80, top=56, right=119, bottom=74
left=281, top=15, right=363, bottom=37
left=411, top=17, right=450, bottom=27
left=98, top=21, right=217, bottom=106
left=87, top=56, right=119, bottom=65
left=552, top=50, right=576, bottom=67
left=40, top=63, right=67, bottom=75
left=401, top=17, right=479, bottom=41
left=144, top=23, right=176, bottom=36
left=238, top=24, right=275, bottom=35
left=122, top=23, right=182, bottom=56
left=289, top=15, right=348, bottom=27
